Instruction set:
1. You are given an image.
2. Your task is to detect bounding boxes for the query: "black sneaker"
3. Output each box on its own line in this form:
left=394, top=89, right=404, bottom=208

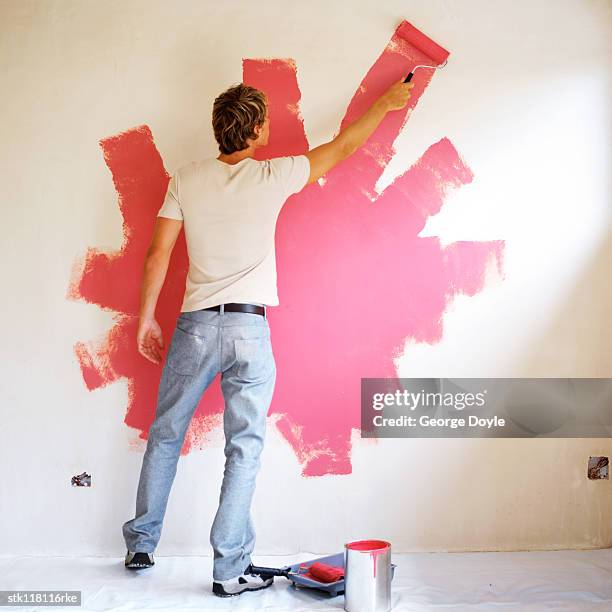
left=212, top=571, right=274, bottom=597
left=125, top=551, right=155, bottom=569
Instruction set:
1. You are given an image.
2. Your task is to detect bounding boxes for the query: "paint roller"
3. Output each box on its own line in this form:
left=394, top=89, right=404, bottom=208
left=397, top=21, right=450, bottom=82
left=247, top=561, right=344, bottom=583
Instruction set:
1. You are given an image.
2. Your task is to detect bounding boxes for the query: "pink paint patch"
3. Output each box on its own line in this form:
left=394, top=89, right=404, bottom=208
left=68, top=20, right=505, bottom=475
left=66, top=125, right=224, bottom=453
left=243, top=22, right=504, bottom=477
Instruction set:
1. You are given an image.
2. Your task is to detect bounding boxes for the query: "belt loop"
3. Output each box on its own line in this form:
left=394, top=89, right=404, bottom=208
left=263, top=305, right=267, bottom=321
left=220, top=304, right=224, bottom=316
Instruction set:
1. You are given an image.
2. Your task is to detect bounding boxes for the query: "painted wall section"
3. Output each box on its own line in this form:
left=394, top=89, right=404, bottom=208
left=67, top=23, right=504, bottom=477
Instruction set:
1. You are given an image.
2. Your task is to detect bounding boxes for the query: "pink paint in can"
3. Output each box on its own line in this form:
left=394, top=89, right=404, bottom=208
left=344, top=539, right=392, bottom=612
left=346, top=539, right=391, bottom=578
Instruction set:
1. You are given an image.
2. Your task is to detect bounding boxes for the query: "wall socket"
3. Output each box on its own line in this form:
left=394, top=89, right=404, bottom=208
left=587, top=457, right=609, bottom=480
left=71, top=471, right=92, bottom=487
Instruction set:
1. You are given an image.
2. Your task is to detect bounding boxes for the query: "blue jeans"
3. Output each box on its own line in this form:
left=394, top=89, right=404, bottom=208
left=122, top=305, right=276, bottom=581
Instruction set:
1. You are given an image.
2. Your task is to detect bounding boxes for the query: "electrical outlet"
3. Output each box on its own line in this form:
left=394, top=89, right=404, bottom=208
left=71, top=471, right=92, bottom=487
left=587, top=457, right=608, bottom=480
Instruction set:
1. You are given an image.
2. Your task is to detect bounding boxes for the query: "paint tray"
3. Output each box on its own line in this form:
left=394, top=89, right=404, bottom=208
left=285, top=552, right=397, bottom=597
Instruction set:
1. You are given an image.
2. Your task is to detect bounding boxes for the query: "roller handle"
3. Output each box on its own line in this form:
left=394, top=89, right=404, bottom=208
left=248, top=563, right=292, bottom=577
left=404, top=72, right=414, bottom=83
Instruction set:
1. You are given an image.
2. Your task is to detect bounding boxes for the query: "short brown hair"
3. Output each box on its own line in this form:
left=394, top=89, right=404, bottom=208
left=212, top=83, right=267, bottom=155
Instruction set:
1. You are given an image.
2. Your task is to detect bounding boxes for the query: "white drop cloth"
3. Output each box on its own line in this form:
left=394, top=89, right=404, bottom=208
left=1, top=549, right=611, bottom=611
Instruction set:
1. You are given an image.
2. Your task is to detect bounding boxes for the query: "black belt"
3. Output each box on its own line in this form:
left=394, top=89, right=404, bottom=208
left=202, top=303, right=265, bottom=316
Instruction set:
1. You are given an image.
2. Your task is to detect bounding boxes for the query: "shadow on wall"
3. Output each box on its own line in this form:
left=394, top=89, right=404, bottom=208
left=518, top=225, right=612, bottom=377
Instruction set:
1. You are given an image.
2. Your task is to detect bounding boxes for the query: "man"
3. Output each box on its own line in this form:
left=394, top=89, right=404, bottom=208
left=122, top=77, right=413, bottom=597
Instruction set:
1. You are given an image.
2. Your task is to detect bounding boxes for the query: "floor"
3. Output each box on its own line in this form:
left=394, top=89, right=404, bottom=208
left=1, top=549, right=611, bottom=611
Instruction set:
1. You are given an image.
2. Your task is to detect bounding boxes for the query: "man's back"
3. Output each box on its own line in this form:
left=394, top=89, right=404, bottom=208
left=157, top=155, right=310, bottom=312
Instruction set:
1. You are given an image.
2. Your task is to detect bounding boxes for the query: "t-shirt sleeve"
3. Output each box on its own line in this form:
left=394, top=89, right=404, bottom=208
left=270, top=155, right=310, bottom=198
left=157, top=173, right=184, bottom=220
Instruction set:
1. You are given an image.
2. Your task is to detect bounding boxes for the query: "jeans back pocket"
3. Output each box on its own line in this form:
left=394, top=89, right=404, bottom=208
left=234, top=335, right=275, bottom=383
left=166, top=326, right=206, bottom=376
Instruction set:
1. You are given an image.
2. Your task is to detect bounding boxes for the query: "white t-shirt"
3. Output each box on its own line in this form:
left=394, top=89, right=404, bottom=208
left=157, top=155, right=311, bottom=312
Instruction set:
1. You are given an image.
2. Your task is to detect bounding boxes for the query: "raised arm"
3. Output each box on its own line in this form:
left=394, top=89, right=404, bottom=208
left=304, top=78, right=414, bottom=185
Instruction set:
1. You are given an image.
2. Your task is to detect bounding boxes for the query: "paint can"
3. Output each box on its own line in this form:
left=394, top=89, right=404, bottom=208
left=344, top=539, right=392, bottom=612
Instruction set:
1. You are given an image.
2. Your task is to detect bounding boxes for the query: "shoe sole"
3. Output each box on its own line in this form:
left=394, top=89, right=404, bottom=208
left=125, top=560, right=155, bottom=570
left=213, top=579, right=273, bottom=597
left=125, top=563, right=155, bottom=569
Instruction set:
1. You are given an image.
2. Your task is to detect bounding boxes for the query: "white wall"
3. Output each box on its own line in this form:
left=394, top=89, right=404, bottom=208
left=0, top=0, right=611, bottom=556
